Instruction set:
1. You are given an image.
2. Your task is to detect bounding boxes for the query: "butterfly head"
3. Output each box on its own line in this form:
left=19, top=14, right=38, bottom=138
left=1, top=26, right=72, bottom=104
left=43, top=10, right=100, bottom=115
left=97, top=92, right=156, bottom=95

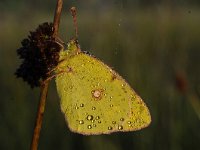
left=58, top=38, right=81, bottom=60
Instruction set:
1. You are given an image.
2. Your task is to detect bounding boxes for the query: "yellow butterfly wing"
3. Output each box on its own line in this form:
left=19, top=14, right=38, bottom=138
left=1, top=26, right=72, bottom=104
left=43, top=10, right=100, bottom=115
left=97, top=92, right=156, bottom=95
left=55, top=40, right=151, bottom=135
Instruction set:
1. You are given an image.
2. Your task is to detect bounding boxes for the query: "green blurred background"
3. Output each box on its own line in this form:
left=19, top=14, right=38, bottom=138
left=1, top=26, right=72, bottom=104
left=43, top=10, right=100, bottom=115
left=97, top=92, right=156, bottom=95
left=1, top=0, right=200, bottom=150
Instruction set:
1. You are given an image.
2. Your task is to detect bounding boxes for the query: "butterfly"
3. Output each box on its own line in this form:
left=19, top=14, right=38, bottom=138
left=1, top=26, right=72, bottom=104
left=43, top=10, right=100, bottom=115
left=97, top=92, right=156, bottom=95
left=55, top=39, right=151, bottom=135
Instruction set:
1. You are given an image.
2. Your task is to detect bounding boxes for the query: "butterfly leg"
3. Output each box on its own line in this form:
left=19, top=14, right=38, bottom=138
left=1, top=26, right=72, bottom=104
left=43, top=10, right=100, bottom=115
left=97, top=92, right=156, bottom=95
left=46, top=58, right=67, bottom=75
left=42, top=57, right=71, bottom=85
left=43, top=63, right=68, bottom=84
left=55, top=37, right=67, bottom=48
left=42, top=70, right=66, bottom=85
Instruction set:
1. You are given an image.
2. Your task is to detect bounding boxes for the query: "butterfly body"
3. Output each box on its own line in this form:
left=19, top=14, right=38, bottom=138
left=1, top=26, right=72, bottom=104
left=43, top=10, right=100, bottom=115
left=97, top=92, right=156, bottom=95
left=55, top=40, right=151, bottom=135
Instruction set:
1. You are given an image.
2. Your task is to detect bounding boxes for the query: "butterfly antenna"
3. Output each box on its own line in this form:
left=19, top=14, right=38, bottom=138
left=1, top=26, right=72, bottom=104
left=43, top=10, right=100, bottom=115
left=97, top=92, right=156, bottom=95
left=70, top=7, right=78, bottom=39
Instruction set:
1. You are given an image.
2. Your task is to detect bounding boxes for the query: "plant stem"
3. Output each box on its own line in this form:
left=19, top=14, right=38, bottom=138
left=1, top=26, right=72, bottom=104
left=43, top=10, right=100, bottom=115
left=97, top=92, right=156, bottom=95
left=53, top=0, right=63, bottom=37
left=30, top=83, right=49, bottom=150
left=30, top=0, right=63, bottom=150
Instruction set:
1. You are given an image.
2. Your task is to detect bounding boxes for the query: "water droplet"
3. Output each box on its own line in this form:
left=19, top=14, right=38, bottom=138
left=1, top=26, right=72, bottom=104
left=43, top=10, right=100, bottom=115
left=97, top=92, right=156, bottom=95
left=110, top=96, right=113, bottom=99
left=112, top=121, right=116, bottom=124
left=92, top=107, right=96, bottom=110
left=108, top=126, right=113, bottom=130
left=93, top=124, right=96, bottom=127
left=110, top=104, right=113, bottom=107
left=118, top=125, right=123, bottom=130
left=87, top=115, right=93, bottom=121
left=122, top=84, right=125, bottom=87
left=128, top=124, right=132, bottom=127
left=88, top=125, right=92, bottom=129
left=120, top=118, right=124, bottom=121
left=131, top=95, right=136, bottom=100
left=80, top=103, right=84, bottom=107
left=75, top=106, right=79, bottom=109
left=79, top=120, right=84, bottom=124
left=104, top=93, right=107, bottom=96
left=136, top=119, right=140, bottom=123
left=63, top=87, right=67, bottom=92
left=96, top=116, right=100, bottom=120
left=127, top=121, right=131, bottom=124
left=98, top=121, right=101, bottom=124
left=91, top=120, right=95, bottom=123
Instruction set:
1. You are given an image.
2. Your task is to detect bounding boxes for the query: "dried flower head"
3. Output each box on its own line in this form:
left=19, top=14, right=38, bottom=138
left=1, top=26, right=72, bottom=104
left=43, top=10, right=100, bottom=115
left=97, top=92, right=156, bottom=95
left=15, top=22, right=62, bottom=88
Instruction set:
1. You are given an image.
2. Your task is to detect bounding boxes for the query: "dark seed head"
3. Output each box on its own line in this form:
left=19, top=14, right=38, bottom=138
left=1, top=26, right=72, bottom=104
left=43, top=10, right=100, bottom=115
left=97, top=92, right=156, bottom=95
left=15, top=22, right=62, bottom=88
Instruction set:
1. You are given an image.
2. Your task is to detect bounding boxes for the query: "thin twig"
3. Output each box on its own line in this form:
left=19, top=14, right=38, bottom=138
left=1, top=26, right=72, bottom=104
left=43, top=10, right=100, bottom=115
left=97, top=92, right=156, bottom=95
left=53, top=0, right=63, bottom=37
left=30, top=83, right=49, bottom=150
left=30, top=0, right=63, bottom=150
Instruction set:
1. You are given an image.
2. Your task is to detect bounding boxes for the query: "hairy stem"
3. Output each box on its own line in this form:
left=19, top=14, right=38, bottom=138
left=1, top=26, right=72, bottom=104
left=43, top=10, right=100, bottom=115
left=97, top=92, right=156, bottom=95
left=30, top=0, right=63, bottom=150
